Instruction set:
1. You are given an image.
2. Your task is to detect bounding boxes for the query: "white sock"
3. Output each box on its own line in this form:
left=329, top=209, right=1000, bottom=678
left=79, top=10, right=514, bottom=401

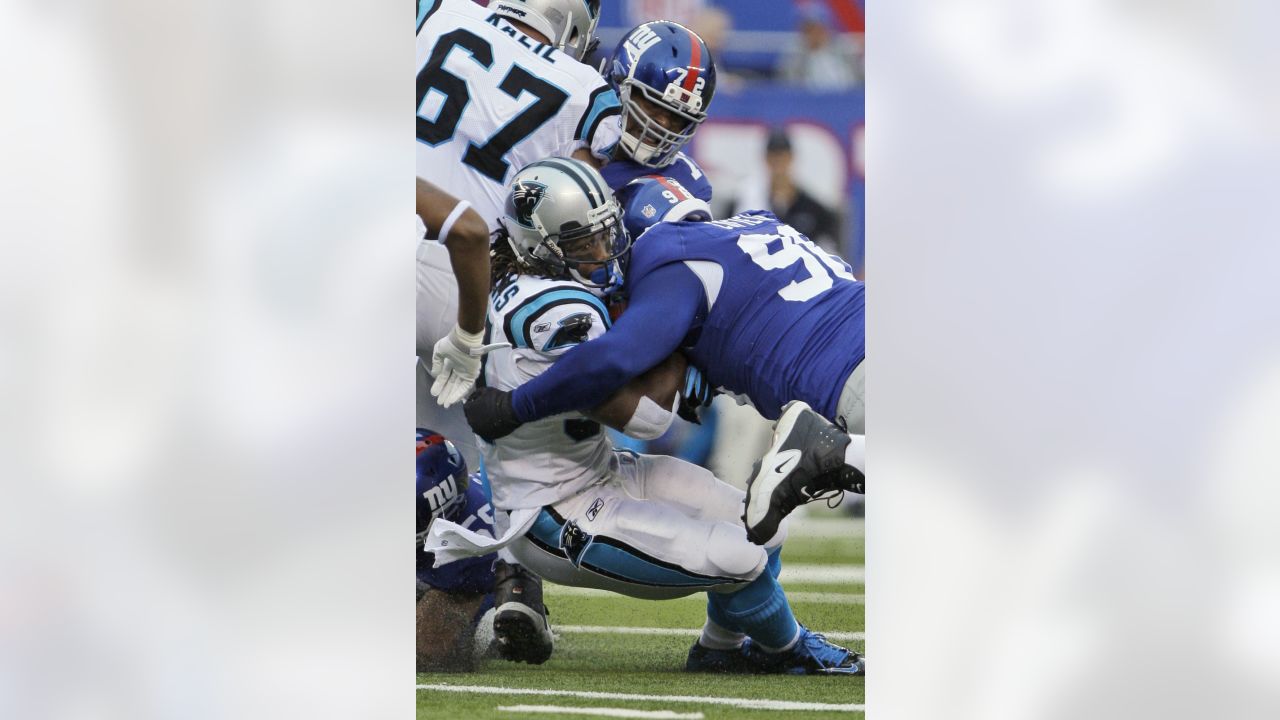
left=844, top=433, right=865, bottom=474
left=699, top=618, right=747, bottom=650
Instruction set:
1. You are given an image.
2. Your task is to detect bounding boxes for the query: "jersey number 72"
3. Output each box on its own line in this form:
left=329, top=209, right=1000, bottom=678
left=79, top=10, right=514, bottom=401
left=418, top=29, right=568, bottom=184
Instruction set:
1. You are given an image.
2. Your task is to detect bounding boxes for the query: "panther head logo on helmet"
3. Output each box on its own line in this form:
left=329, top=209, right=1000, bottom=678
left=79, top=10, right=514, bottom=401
left=511, top=180, right=548, bottom=229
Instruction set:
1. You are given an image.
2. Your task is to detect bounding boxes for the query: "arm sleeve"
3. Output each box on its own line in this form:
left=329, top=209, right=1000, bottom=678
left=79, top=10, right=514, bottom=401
left=511, top=263, right=704, bottom=422
left=573, top=84, right=623, bottom=160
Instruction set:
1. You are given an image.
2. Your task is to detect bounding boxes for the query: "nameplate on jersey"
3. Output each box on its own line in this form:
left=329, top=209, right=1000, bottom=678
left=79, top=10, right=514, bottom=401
left=485, top=12, right=556, bottom=62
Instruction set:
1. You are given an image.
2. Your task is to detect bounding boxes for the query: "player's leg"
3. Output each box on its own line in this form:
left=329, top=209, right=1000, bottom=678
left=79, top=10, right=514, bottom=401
left=622, top=454, right=862, bottom=675
left=416, top=585, right=488, bottom=672
left=490, top=557, right=555, bottom=665
left=742, top=364, right=867, bottom=544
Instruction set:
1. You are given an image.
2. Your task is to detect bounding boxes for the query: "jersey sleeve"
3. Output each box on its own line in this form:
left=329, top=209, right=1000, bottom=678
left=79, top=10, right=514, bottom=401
left=573, top=83, right=623, bottom=160
left=501, top=286, right=613, bottom=381
left=511, top=262, right=704, bottom=422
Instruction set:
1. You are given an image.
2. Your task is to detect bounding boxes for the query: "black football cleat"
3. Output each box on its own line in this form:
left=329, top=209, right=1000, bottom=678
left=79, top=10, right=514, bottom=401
left=684, top=642, right=759, bottom=674
left=491, top=561, right=554, bottom=665
left=743, top=401, right=865, bottom=545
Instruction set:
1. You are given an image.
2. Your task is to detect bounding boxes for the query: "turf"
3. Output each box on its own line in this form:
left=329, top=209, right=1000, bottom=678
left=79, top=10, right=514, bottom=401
left=418, top=514, right=865, bottom=718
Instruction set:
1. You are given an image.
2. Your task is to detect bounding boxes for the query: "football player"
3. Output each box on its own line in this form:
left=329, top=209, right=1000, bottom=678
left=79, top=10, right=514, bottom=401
left=417, top=428, right=554, bottom=671
left=417, top=0, right=617, bottom=666
left=464, top=175, right=867, bottom=545
left=430, top=159, right=864, bottom=675
left=599, top=21, right=717, bottom=203
left=418, top=0, right=622, bottom=424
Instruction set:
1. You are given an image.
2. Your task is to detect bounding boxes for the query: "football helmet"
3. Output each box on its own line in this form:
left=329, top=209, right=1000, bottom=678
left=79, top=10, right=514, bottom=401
left=491, top=0, right=601, bottom=61
left=501, top=157, right=631, bottom=295
left=609, top=21, right=717, bottom=168
left=416, top=428, right=468, bottom=537
left=619, top=175, right=712, bottom=241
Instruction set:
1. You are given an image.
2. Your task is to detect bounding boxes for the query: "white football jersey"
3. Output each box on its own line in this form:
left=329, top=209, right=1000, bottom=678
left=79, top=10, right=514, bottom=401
left=417, top=0, right=623, bottom=231
left=481, top=274, right=616, bottom=511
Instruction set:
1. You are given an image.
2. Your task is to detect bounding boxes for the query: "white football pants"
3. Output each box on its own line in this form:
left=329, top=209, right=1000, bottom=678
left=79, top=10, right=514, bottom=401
left=507, top=451, right=788, bottom=601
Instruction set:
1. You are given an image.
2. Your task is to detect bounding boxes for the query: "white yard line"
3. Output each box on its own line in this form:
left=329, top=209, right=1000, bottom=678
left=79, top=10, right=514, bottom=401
left=419, top=684, right=864, bottom=712
left=778, top=565, right=865, bottom=583
left=498, top=705, right=704, bottom=719
left=545, top=585, right=863, bottom=604
left=555, top=625, right=864, bottom=642
left=785, top=514, right=864, bottom=538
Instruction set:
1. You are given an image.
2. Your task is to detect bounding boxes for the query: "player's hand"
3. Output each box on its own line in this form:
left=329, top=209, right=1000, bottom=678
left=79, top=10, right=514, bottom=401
left=677, top=365, right=715, bottom=424
left=464, top=387, right=523, bottom=442
left=430, top=326, right=509, bottom=408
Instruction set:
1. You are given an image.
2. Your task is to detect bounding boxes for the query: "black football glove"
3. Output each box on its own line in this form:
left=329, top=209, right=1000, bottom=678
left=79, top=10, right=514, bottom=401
left=676, top=365, right=715, bottom=425
left=463, top=387, right=523, bottom=442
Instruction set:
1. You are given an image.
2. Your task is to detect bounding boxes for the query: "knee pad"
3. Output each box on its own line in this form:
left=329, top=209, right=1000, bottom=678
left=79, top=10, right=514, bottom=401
left=705, top=522, right=767, bottom=580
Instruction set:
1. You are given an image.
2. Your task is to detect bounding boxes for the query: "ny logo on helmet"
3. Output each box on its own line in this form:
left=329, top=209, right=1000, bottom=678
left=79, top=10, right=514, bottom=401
left=512, top=180, right=548, bottom=229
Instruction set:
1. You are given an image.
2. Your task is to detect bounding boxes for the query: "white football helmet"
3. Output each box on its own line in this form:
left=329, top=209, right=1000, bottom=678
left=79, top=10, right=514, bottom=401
left=501, top=157, right=630, bottom=294
left=491, top=0, right=601, bottom=61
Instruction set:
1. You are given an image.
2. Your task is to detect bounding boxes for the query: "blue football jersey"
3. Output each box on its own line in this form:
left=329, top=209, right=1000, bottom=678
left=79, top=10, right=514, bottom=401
left=602, top=152, right=713, bottom=202
left=627, top=211, right=864, bottom=420
left=417, top=472, right=499, bottom=595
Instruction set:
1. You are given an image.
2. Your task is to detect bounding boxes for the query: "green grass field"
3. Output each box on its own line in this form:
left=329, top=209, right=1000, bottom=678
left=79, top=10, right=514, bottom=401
left=418, top=511, right=865, bottom=719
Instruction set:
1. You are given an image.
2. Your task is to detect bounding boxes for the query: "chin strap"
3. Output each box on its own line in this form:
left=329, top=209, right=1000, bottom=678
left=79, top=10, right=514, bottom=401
left=589, top=262, right=625, bottom=296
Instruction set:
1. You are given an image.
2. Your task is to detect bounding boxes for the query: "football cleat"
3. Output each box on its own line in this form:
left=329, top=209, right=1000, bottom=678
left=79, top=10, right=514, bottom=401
left=743, top=401, right=865, bottom=545
left=746, top=627, right=866, bottom=676
left=684, top=642, right=757, bottom=674
left=491, top=561, right=555, bottom=665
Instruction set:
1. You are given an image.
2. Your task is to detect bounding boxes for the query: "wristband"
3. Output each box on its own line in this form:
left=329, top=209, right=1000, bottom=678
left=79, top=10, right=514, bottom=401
left=438, top=200, right=472, bottom=245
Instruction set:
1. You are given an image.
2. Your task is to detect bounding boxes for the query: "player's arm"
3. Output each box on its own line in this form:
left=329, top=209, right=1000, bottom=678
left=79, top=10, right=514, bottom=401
left=416, top=587, right=486, bottom=673
left=513, top=263, right=702, bottom=418
left=417, top=177, right=488, bottom=334
left=572, top=147, right=604, bottom=169
left=465, top=263, right=704, bottom=441
left=417, top=177, right=504, bottom=406
left=571, top=84, right=622, bottom=168
left=586, top=352, right=685, bottom=439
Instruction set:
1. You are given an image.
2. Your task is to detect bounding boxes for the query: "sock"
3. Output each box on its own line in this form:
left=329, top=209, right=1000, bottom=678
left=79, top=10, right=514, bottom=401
left=697, top=617, right=746, bottom=650
left=707, top=570, right=800, bottom=651
left=844, top=434, right=865, bottom=475
left=766, top=546, right=782, bottom=580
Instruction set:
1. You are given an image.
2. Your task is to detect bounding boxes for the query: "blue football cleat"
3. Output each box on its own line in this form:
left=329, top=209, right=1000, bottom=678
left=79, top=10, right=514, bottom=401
left=746, top=627, right=866, bottom=676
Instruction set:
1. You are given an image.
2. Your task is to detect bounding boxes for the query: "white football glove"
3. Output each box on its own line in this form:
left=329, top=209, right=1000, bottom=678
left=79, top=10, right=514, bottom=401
left=430, top=326, right=509, bottom=407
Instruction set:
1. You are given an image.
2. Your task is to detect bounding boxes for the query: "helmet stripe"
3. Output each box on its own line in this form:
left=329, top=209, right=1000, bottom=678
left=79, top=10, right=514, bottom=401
left=649, top=174, right=691, bottom=201
left=682, top=29, right=702, bottom=91
left=537, top=157, right=604, bottom=210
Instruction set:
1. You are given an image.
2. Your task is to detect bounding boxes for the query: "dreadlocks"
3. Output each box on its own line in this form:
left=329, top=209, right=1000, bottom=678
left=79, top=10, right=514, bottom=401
left=489, top=226, right=524, bottom=291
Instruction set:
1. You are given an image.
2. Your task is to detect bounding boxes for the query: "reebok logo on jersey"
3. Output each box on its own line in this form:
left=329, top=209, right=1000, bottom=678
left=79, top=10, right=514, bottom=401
left=586, top=497, right=605, bottom=521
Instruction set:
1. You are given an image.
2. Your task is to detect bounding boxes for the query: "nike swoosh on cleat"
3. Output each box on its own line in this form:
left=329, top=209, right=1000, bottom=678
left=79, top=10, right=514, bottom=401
left=774, top=453, right=801, bottom=476
left=745, top=449, right=803, bottom=526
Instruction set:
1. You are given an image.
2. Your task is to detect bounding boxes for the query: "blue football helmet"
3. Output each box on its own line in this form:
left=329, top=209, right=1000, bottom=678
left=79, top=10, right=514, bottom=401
left=416, top=428, right=468, bottom=536
left=609, top=21, right=717, bottom=168
left=619, top=175, right=712, bottom=241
